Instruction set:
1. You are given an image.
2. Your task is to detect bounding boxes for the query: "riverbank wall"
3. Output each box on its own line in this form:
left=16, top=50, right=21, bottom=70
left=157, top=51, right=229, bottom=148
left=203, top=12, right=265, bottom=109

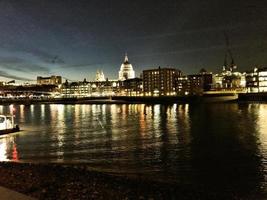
left=0, top=92, right=267, bottom=105
left=238, top=92, right=267, bottom=102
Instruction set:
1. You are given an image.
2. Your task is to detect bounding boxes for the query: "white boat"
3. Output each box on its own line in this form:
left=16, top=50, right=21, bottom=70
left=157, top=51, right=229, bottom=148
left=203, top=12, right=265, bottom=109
left=0, top=115, right=20, bottom=135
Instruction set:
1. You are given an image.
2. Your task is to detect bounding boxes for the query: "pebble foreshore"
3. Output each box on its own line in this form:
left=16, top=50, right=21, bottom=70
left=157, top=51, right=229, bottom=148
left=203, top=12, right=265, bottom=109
left=0, top=162, right=265, bottom=200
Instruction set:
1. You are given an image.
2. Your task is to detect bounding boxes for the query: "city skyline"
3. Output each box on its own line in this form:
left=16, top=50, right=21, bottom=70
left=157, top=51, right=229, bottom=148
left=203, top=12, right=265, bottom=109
left=0, top=0, right=266, bottom=82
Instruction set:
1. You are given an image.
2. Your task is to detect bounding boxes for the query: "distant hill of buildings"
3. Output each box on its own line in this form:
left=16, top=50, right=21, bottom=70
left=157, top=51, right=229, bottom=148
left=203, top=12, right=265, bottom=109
left=0, top=54, right=266, bottom=98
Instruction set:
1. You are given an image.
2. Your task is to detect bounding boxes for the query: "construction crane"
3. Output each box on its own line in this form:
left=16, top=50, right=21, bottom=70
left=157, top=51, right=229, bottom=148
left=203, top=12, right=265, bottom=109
left=223, top=32, right=237, bottom=72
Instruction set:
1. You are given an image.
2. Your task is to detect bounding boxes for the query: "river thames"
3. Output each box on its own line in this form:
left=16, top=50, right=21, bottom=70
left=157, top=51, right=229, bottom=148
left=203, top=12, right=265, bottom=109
left=0, top=103, right=267, bottom=196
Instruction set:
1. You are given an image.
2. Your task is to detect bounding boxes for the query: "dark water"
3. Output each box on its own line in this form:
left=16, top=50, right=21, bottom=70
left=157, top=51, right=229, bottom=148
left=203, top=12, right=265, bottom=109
left=1, top=103, right=267, bottom=195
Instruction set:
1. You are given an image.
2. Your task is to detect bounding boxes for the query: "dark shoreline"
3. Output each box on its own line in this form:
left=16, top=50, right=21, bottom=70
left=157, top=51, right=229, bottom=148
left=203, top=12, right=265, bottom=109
left=0, top=162, right=178, bottom=200
left=0, top=96, right=233, bottom=105
left=0, top=162, right=265, bottom=200
left=0, top=92, right=267, bottom=105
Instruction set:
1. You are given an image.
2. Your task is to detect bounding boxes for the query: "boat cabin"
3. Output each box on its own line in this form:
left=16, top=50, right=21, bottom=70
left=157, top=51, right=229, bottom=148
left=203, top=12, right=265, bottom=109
left=0, top=115, right=15, bottom=130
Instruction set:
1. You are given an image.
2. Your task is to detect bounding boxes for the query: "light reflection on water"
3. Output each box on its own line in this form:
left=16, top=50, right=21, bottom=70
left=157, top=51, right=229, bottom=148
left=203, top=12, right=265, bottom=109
left=0, top=103, right=267, bottom=191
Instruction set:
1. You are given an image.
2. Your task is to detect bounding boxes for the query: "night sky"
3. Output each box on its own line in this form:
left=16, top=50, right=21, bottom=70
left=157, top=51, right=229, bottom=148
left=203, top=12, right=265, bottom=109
left=0, top=0, right=267, bottom=82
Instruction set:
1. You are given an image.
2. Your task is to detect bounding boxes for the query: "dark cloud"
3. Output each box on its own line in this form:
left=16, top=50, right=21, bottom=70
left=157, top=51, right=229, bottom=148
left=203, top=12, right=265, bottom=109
left=132, top=45, right=225, bottom=58
left=0, top=57, right=50, bottom=73
left=122, top=20, right=264, bottom=42
left=0, top=43, right=65, bottom=65
left=59, top=62, right=106, bottom=69
left=0, top=70, right=33, bottom=81
left=131, top=43, right=252, bottom=59
left=30, top=49, right=65, bottom=64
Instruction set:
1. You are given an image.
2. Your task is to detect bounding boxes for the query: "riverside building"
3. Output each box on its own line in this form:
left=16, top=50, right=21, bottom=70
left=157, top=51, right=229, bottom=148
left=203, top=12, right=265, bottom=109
left=61, top=80, right=91, bottom=98
left=246, top=67, right=267, bottom=93
left=142, top=67, right=182, bottom=96
left=213, top=56, right=246, bottom=90
left=37, top=76, right=62, bottom=86
left=122, top=78, right=143, bottom=96
left=176, top=69, right=213, bottom=95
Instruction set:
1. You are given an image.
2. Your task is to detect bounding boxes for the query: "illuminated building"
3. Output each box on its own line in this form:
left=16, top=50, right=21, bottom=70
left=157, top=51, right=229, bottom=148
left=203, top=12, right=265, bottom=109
left=0, top=84, right=58, bottom=98
left=176, top=70, right=213, bottom=95
left=89, top=79, right=121, bottom=96
left=213, top=65, right=246, bottom=89
left=37, top=76, right=62, bottom=86
left=122, top=78, right=143, bottom=96
left=143, top=67, right=182, bottom=96
left=246, top=67, right=267, bottom=93
left=213, top=52, right=246, bottom=90
left=61, top=77, right=122, bottom=97
left=118, top=54, right=135, bottom=81
left=188, top=74, right=212, bottom=95
left=176, top=76, right=190, bottom=95
left=198, top=69, right=213, bottom=91
left=61, top=80, right=91, bottom=97
left=95, top=70, right=106, bottom=82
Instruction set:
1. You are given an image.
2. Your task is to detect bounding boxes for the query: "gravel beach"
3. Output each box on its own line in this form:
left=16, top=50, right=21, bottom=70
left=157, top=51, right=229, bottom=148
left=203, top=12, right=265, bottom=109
left=0, top=162, right=265, bottom=200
